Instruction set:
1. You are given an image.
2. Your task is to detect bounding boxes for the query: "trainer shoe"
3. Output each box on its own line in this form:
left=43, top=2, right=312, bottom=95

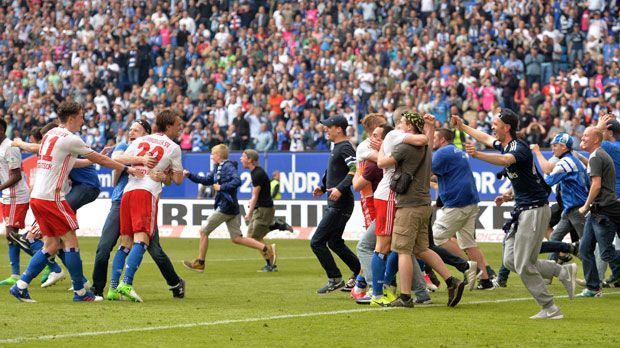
left=42, top=270, right=66, bottom=288
left=170, top=279, right=186, bottom=298
left=341, top=276, right=356, bottom=292
left=117, top=282, right=143, bottom=302
left=415, top=297, right=433, bottom=305
left=350, top=286, right=367, bottom=300
left=427, top=269, right=441, bottom=288
left=570, top=241, right=580, bottom=258
left=0, top=275, right=19, bottom=286
left=576, top=289, right=603, bottom=298
left=557, top=254, right=573, bottom=265
left=492, top=277, right=507, bottom=288
left=602, top=279, right=620, bottom=288
left=106, top=288, right=124, bottom=301
left=74, top=291, right=104, bottom=302
left=464, top=261, right=478, bottom=291
left=67, top=278, right=91, bottom=291
left=383, top=285, right=397, bottom=303
left=530, top=305, right=563, bottom=320
left=9, top=285, right=35, bottom=302
left=424, top=273, right=438, bottom=292
left=486, top=265, right=497, bottom=279
left=476, top=278, right=496, bottom=290
left=259, top=264, right=278, bottom=272
left=316, top=279, right=345, bottom=294
left=355, top=294, right=372, bottom=305
left=559, top=263, right=577, bottom=300
left=182, top=259, right=205, bottom=273
left=370, top=294, right=392, bottom=307
left=447, top=277, right=465, bottom=307
left=603, top=274, right=620, bottom=286
left=387, top=297, right=414, bottom=308
left=40, top=266, right=51, bottom=284
left=7, top=230, right=32, bottom=252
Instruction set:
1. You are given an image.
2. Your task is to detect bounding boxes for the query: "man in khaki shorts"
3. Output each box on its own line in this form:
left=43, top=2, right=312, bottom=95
left=378, top=112, right=465, bottom=308
left=183, top=144, right=274, bottom=272
left=431, top=128, right=494, bottom=290
left=241, top=149, right=278, bottom=272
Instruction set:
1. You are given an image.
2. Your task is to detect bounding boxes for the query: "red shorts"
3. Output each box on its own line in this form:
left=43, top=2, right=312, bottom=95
left=30, top=198, right=78, bottom=237
left=120, top=190, right=158, bottom=237
left=360, top=196, right=376, bottom=230
left=374, top=192, right=396, bottom=237
left=1, top=202, right=29, bottom=229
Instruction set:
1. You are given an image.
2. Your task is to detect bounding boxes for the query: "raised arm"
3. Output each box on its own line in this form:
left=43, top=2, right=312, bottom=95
left=12, top=138, right=40, bottom=153
left=377, top=142, right=397, bottom=169
left=465, top=142, right=516, bottom=166
left=451, top=114, right=496, bottom=148
left=530, top=144, right=555, bottom=174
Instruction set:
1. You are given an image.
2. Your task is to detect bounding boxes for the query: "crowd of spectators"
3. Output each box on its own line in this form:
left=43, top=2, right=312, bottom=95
left=1, top=0, right=619, bottom=152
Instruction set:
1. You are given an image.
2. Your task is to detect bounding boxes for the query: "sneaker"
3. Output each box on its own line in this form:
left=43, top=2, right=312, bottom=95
left=117, top=282, right=143, bottom=302
left=557, top=254, right=573, bottom=265
left=387, top=297, right=414, bottom=308
left=350, top=286, right=367, bottom=300
left=492, top=277, right=507, bottom=288
left=415, top=297, right=433, bottom=305
left=67, top=278, right=91, bottom=291
left=476, top=278, right=496, bottom=290
left=603, top=274, right=620, bottom=286
left=0, top=275, right=19, bottom=286
left=370, top=294, right=392, bottom=307
left=9, top=285, right=36, bottom=302
left=464, top=261, right=478, bottom=291
left=74, top=290, right=104, bottom=302
left=382, top=285, right=397, bottom=303
left=259, top=264, right=277, bottom=272
left=170, top=279, right=186, bottom=298
left=6, top=230, right=32, bottom=252
left=559, top=263, right=577, bottom=300
left=602, top=279, right=620, bottom=288
left=40, top=266, right=51, bottom=284
left=106, top=288, right=124, bottom=301
left=42, top=270, right=66, bottom=288
left=316, top=279, right=345, bottom=294
left=341, top=276, right=356, bottom=292
left=447, top=277, right=465, bottom=307
left=576, top=278, right=586, bottom=288
left=571, top=241, right=580, bottom=257
left=486, top=265, right=497, bottom=279
left=530, top=305, right=563, bottom=320
left=424, top=273, right=438, bottom=292
left=427, top=269, right=441, bottom=288
left=182, top=259, right=205, bottom=273
left=576, top=289, right=603, bottom=298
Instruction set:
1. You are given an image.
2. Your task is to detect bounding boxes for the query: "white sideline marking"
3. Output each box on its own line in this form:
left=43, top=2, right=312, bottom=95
left=2, top=291, right=619, bottom=344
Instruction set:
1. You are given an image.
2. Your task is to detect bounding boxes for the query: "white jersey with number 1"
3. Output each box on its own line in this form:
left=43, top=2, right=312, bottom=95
left=30, top=127, right=94, bottom=201
left=123, top=133, right=183, bottom=197
left=0, top=138, right=30, bottom=204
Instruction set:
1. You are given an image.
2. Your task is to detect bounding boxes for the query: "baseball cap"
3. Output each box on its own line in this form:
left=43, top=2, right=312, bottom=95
left=321, top=115, right=349, bottom=132
left=401, top=111, right=425, bottom=133
left=498, top=108, right=519, bottom=133
left=606, top=119, right=620, bottom=140
left=551, top=132, right=573, bottom=149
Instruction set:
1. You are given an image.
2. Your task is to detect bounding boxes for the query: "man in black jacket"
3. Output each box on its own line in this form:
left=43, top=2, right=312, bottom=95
left=311, top=116, right=361, bottom=294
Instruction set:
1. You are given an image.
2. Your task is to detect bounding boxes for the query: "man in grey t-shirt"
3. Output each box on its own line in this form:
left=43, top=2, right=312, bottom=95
left=577, top=127, right=620, bottom=297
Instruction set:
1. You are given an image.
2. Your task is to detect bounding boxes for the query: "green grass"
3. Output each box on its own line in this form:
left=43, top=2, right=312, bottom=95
left=0, top=238, right=618, bottom=347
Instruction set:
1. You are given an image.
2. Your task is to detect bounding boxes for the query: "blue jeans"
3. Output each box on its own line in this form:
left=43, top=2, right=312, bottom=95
left=310, top=206, right=360, bottom=279
left=541, top=63, right=553, bottom=85
left=91, top=200, right=181, bottom=293
left=65, top=184, right=100, bottom=212
left=580, top=213, right=620, bottom=290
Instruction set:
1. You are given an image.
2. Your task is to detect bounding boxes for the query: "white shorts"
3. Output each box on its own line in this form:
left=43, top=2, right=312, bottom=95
left=433, top=204, right=479, bottom=249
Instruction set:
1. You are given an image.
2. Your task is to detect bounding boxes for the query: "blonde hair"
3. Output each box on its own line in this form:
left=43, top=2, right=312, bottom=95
left=211, top=144, right=229, bottom=159
left=243, top=149, right=259, bottom=163
left=361, top=113, right=387, bottom=132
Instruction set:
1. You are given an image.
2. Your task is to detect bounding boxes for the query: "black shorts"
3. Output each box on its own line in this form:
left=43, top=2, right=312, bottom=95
left=549, top=203, right=561, bottom=228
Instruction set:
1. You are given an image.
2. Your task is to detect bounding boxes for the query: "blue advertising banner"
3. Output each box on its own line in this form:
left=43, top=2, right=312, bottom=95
left=22, top=151, right=560, bottom=201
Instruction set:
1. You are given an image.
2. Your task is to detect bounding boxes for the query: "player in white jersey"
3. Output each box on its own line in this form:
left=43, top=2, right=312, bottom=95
left=110, top=109, right=184, bottom=302
left=0, top=118, right=31, bottom=285
left=10, top=101, right=141, bottom=303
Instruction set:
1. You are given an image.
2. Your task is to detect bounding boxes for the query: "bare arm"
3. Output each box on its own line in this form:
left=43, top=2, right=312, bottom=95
left=530, top=144, right=554, bottom=174
left=73, top=159, right=93, bottom=168
left=402, top=133, right=428, bottom=146
left=377, top=143, right=396, bottom=168
left=451, top=114, right=496, bottom=148
left=352, top=172, right=370, bottom=192
left=112, top=152, right=157, bottom=167
left=12, top=138, right=40, bottom=153
left=0, top=168, right=22, bottom=191
left=466, top=143, right=517, bottom=166
left=245, top=186, right=260, bottom=220
left=83, top=151, right=141, bottom=179
left=574, top=151, right=589, bottom=167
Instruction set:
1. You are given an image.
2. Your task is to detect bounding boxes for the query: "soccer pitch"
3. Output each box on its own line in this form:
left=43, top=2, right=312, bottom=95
left=0, top=239, right=618, bottom=347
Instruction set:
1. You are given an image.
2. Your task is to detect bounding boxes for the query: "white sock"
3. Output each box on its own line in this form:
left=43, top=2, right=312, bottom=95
left=16, top=280, right=28, bottom=290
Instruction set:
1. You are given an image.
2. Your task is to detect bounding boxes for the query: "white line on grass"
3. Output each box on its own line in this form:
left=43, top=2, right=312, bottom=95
left=2, top=291, right=619, bottom=344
